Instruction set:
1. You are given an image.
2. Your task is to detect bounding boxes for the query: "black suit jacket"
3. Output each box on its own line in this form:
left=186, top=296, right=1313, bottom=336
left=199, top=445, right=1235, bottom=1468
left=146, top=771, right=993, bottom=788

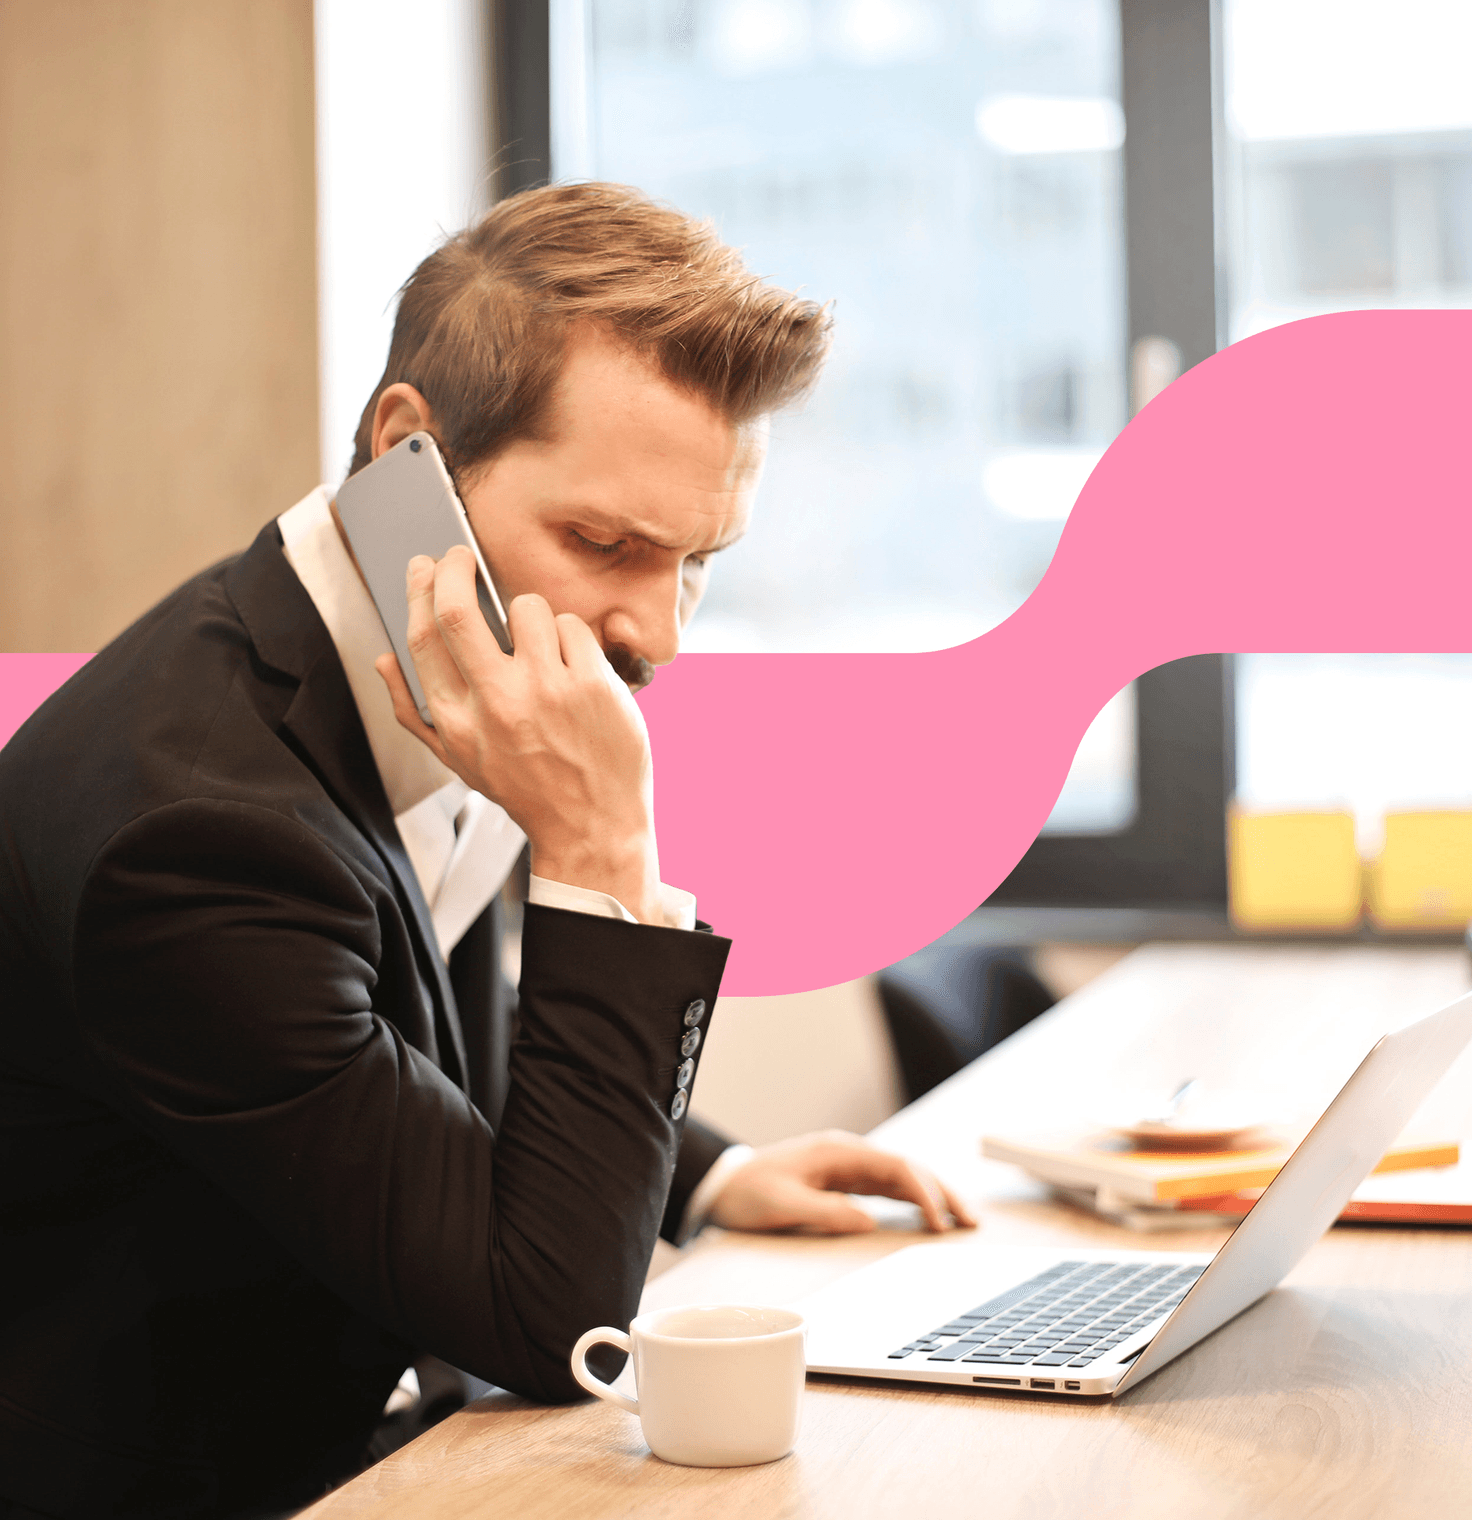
left=0, top=523, right=732, bottom=1519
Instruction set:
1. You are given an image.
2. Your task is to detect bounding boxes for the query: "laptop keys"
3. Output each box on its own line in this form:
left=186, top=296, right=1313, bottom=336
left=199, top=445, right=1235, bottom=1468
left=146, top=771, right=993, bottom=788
left=924, top=1344, right=980, bottom=1361
left=891, top=1259, right=1207, bottom=1364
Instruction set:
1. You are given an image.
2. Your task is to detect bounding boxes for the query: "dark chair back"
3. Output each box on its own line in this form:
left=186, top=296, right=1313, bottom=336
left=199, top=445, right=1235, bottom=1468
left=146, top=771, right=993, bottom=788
left=877, top=945, right=1055, bottom=1103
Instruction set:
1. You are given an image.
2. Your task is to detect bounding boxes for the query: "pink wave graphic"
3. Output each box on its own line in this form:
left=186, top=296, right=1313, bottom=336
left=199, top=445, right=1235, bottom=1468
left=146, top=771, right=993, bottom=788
left=640, top=309, right=1472, bottom=990
left=0, top=654, right=94, bottom=750
left=5, top=312, right=1469, bottom=993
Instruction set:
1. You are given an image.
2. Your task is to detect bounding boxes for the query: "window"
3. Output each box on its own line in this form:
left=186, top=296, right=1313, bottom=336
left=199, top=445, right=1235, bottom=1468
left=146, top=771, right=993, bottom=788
left=348, top=4, right=1472, bottom=917
left=1222, top=0, right=1472, bottom=855
left=544, top=0, right=1149, bottom=837
left=1237, top=655, right=1472, bottom=855
left=555, top=0, right=1128, bottom=657
left=1222, top=0, right=1472, bottom=339
left=515, top=4, right=1295, bottom=907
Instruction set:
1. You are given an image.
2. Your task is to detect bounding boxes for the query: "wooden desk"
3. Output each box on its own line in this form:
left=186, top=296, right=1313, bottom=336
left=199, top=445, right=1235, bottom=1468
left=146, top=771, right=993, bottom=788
left=301, top=946, right=1472, bottom=1520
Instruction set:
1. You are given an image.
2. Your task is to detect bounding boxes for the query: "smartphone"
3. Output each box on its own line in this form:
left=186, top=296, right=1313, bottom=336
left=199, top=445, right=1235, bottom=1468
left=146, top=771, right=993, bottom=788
left=334, top=431, right=512, bottom=724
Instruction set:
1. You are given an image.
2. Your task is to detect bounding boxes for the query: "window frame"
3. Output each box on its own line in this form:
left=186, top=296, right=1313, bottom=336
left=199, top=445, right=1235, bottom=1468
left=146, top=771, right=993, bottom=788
left=989, top=654, right=1235, bottom=908
left=487, top=0, right=552, bottom=201
left=996, top=0, right=1232, bottom=908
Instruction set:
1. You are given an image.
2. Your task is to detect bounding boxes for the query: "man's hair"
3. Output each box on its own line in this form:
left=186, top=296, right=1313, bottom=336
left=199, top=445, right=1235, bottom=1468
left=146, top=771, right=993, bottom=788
left=348, top=182, right=833, bottom=479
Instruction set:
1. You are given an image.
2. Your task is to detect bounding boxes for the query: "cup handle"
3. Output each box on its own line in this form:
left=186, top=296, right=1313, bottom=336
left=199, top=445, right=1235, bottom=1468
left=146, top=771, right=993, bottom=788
left=570, top=1327, right=639, bottom=1414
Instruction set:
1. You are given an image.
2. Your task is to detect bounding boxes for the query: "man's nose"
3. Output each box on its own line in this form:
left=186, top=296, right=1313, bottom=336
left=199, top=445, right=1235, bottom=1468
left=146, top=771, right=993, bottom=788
left=602, top=575, right=683, bottom=677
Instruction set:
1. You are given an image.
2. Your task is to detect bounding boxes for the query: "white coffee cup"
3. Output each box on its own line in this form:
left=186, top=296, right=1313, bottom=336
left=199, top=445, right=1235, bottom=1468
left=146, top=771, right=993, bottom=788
left=570, top=1303, right=806, bottom=1467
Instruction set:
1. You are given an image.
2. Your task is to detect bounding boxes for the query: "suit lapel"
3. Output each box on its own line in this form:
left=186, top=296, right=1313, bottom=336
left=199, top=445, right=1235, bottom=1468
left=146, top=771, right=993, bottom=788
left=224, top=522, right=470, bottom=1088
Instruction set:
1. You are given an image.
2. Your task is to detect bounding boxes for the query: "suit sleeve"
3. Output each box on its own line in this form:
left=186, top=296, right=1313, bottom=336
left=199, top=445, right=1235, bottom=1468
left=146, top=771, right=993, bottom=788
left=71, top=799, right=730, bottom=1402
left=662, top=1115, right=733, bottom=1242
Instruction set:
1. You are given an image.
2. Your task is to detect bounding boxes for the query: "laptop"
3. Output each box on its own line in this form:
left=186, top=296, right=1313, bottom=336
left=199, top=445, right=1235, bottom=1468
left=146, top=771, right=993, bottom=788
left=797, top=990, right=1472, bottom=1398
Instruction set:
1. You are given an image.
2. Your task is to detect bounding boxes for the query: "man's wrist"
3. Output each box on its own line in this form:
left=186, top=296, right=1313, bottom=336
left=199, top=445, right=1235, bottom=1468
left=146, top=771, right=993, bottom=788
left=528, top=876, right=698, bottom=931
left=530, top=835, right=661, bottom=925
left=675, top=1143, right=755, bottom=1245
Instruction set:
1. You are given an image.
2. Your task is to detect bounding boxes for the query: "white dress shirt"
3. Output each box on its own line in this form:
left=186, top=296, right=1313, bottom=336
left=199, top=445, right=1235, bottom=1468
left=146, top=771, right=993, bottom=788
left=275, top=488, right=732, bottom=1246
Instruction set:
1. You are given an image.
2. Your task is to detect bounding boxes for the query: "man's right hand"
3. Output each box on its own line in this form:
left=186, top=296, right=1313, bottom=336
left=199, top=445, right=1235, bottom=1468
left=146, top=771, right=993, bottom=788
left=375, top=545, right=665, bottom=924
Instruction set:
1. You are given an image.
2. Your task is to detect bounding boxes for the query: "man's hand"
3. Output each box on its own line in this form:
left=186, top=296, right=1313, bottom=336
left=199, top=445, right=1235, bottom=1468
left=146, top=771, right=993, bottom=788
left=708, top=1131, right=977, bottom=1235
left=375, top=547, right=663, bottom=923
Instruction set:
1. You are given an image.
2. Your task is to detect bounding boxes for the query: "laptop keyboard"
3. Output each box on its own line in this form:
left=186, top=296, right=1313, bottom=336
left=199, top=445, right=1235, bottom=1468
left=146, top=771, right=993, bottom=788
left=886, top=1260, right=1207, bottom=1369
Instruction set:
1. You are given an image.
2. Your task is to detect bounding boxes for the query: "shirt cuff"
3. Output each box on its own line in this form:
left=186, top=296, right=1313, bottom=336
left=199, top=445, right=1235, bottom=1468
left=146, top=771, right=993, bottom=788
left=672, top=1142, right=755, bottom=1247
left=527, top=875, right=697, bottom=931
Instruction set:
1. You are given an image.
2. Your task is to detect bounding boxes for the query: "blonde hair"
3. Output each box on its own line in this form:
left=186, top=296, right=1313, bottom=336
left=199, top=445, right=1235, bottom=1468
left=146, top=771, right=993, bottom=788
left=349, top=182, right=832, bottom=478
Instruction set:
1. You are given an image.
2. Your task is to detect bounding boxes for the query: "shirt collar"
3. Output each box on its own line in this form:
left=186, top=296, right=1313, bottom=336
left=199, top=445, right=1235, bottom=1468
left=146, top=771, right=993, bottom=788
left=277, top=486, right=455, bottom=818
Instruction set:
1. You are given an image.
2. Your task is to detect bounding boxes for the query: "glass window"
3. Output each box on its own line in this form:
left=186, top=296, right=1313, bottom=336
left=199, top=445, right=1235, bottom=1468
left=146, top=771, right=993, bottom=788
left=1040, top=682, right=1136, bottom=834
left=556, top=0, right=1132, bottom=832
left=558, top=0, right=1127, bottom=656
left=1222, top=1, right=1472, bottom=843
left=1236, top=653, right=1472, bottom=850
left=315, top=0, right=489, bottom=482
left=1222, top=0, right=1472, bottom=341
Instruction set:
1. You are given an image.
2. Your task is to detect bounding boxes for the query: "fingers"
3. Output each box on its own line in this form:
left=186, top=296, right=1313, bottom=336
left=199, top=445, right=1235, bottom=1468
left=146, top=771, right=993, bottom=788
left=935, top=1177, right=978, bottom=1230
left=403, top=555, right=471, bottom=704
left=506, top=590, right=563, bottom=668
left=555, top=612, right=636, bottom=704
left=870, top=1156, right=950, bottom=1233
left=426, top=547, right=503, bottom=687
left=552, top=608, right=607, bottom=670
left=709, top=1140, right=977, bottom=1239
left=808, top=1143, right=974, bottom=1233
left=374, top=652, right=451, bottom=767
left=411, top=553, right=578, bottom=690
left=786, top=1187, right=878, bottom=1236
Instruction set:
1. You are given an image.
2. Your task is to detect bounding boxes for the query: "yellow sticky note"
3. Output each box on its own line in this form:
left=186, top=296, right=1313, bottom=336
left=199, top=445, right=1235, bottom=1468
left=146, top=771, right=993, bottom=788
left=1366, top=811, right=1472, bottom=930
left=1228, top=808, right=1361, bottom=932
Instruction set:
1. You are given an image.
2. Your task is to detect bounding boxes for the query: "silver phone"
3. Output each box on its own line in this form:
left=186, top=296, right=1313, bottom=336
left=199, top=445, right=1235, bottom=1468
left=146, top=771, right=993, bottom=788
left=333, top=432, right=512, bottom=724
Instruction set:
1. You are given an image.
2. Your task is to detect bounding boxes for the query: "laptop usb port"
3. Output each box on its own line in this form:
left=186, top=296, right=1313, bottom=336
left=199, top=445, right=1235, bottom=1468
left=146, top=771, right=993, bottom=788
left=1030, top=1379, right=1055, bottom=1390
left=972, top=1376, right=1022, bottom=1385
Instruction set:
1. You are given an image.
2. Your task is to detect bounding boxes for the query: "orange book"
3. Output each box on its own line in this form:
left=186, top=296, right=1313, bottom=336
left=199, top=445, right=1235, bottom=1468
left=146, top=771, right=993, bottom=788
left=1179, top=1163, right=1472, bottom=1224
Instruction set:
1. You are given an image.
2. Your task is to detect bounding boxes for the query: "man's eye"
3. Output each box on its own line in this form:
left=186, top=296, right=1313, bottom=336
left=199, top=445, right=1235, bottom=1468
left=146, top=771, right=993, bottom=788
left=572, top=531, right=622, bottom=556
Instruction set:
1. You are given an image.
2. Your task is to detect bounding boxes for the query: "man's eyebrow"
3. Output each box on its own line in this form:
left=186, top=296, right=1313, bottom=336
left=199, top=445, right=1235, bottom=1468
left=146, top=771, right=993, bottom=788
left=562, top=506, right=747, bottom=554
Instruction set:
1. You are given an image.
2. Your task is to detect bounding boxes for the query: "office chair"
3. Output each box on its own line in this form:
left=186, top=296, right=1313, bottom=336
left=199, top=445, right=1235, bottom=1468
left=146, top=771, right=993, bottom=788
left=876, top=944, right=1056, bottom=1103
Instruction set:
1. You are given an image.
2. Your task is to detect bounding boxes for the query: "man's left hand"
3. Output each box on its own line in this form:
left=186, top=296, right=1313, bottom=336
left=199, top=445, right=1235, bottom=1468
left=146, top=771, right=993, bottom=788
left=708, top=1131, right=977, bottom=1235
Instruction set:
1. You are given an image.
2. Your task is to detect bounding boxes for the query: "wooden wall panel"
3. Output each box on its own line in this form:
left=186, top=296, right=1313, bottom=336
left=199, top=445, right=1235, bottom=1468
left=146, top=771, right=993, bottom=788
left=0, top=0, right=319, bottom=650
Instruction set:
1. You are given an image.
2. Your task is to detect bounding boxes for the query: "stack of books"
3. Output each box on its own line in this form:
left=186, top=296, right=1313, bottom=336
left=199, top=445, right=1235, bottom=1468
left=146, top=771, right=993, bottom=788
left=980, top=1129, right=1467, bottom=1231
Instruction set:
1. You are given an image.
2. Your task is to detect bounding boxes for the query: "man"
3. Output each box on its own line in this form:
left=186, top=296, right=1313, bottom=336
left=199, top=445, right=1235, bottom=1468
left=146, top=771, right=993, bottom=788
left=0, top=184, right=968, bottom=1520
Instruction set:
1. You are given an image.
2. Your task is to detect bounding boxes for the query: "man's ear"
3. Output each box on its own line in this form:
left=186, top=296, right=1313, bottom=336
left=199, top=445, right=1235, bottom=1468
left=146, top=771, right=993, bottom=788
left=371, top=383, right=437, bottom=461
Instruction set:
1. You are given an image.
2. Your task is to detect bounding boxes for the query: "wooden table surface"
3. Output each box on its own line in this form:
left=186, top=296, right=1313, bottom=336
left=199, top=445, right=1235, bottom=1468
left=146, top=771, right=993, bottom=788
left=301, top=945, right=1472, bottom=1520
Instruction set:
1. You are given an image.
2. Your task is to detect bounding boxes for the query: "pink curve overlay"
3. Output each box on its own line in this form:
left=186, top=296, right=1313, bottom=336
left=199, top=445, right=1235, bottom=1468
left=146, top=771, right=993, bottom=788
left=3, top=312, right=1469, bottom=994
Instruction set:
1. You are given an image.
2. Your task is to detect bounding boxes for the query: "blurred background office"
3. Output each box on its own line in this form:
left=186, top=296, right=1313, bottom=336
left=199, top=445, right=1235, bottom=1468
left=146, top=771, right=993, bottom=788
left=4, top=0, right=1472, bottom=1143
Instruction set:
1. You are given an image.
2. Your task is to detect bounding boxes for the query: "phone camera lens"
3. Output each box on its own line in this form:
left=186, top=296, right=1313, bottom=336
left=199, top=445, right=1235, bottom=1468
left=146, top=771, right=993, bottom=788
left=409, top=439, right=422, bottom=453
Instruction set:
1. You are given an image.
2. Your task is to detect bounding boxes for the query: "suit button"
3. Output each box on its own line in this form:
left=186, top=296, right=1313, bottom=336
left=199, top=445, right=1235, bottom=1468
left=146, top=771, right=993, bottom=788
left=676, top=1059, right=695, bottom=1089
left=671, top=1089, right=688, bottom=1121
left=680, top=1028, right=701, bottom=1058
left=683, top=999, right=706, bottom=1028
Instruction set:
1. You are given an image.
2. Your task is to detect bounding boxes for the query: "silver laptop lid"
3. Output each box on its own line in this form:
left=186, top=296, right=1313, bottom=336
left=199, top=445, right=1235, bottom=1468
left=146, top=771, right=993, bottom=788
left=1114, top=989, right=1472, bottom=1394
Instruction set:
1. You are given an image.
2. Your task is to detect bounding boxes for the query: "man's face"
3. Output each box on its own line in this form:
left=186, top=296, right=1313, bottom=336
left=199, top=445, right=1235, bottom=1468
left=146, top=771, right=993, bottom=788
left=458, top=332, right=765, bottom=691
